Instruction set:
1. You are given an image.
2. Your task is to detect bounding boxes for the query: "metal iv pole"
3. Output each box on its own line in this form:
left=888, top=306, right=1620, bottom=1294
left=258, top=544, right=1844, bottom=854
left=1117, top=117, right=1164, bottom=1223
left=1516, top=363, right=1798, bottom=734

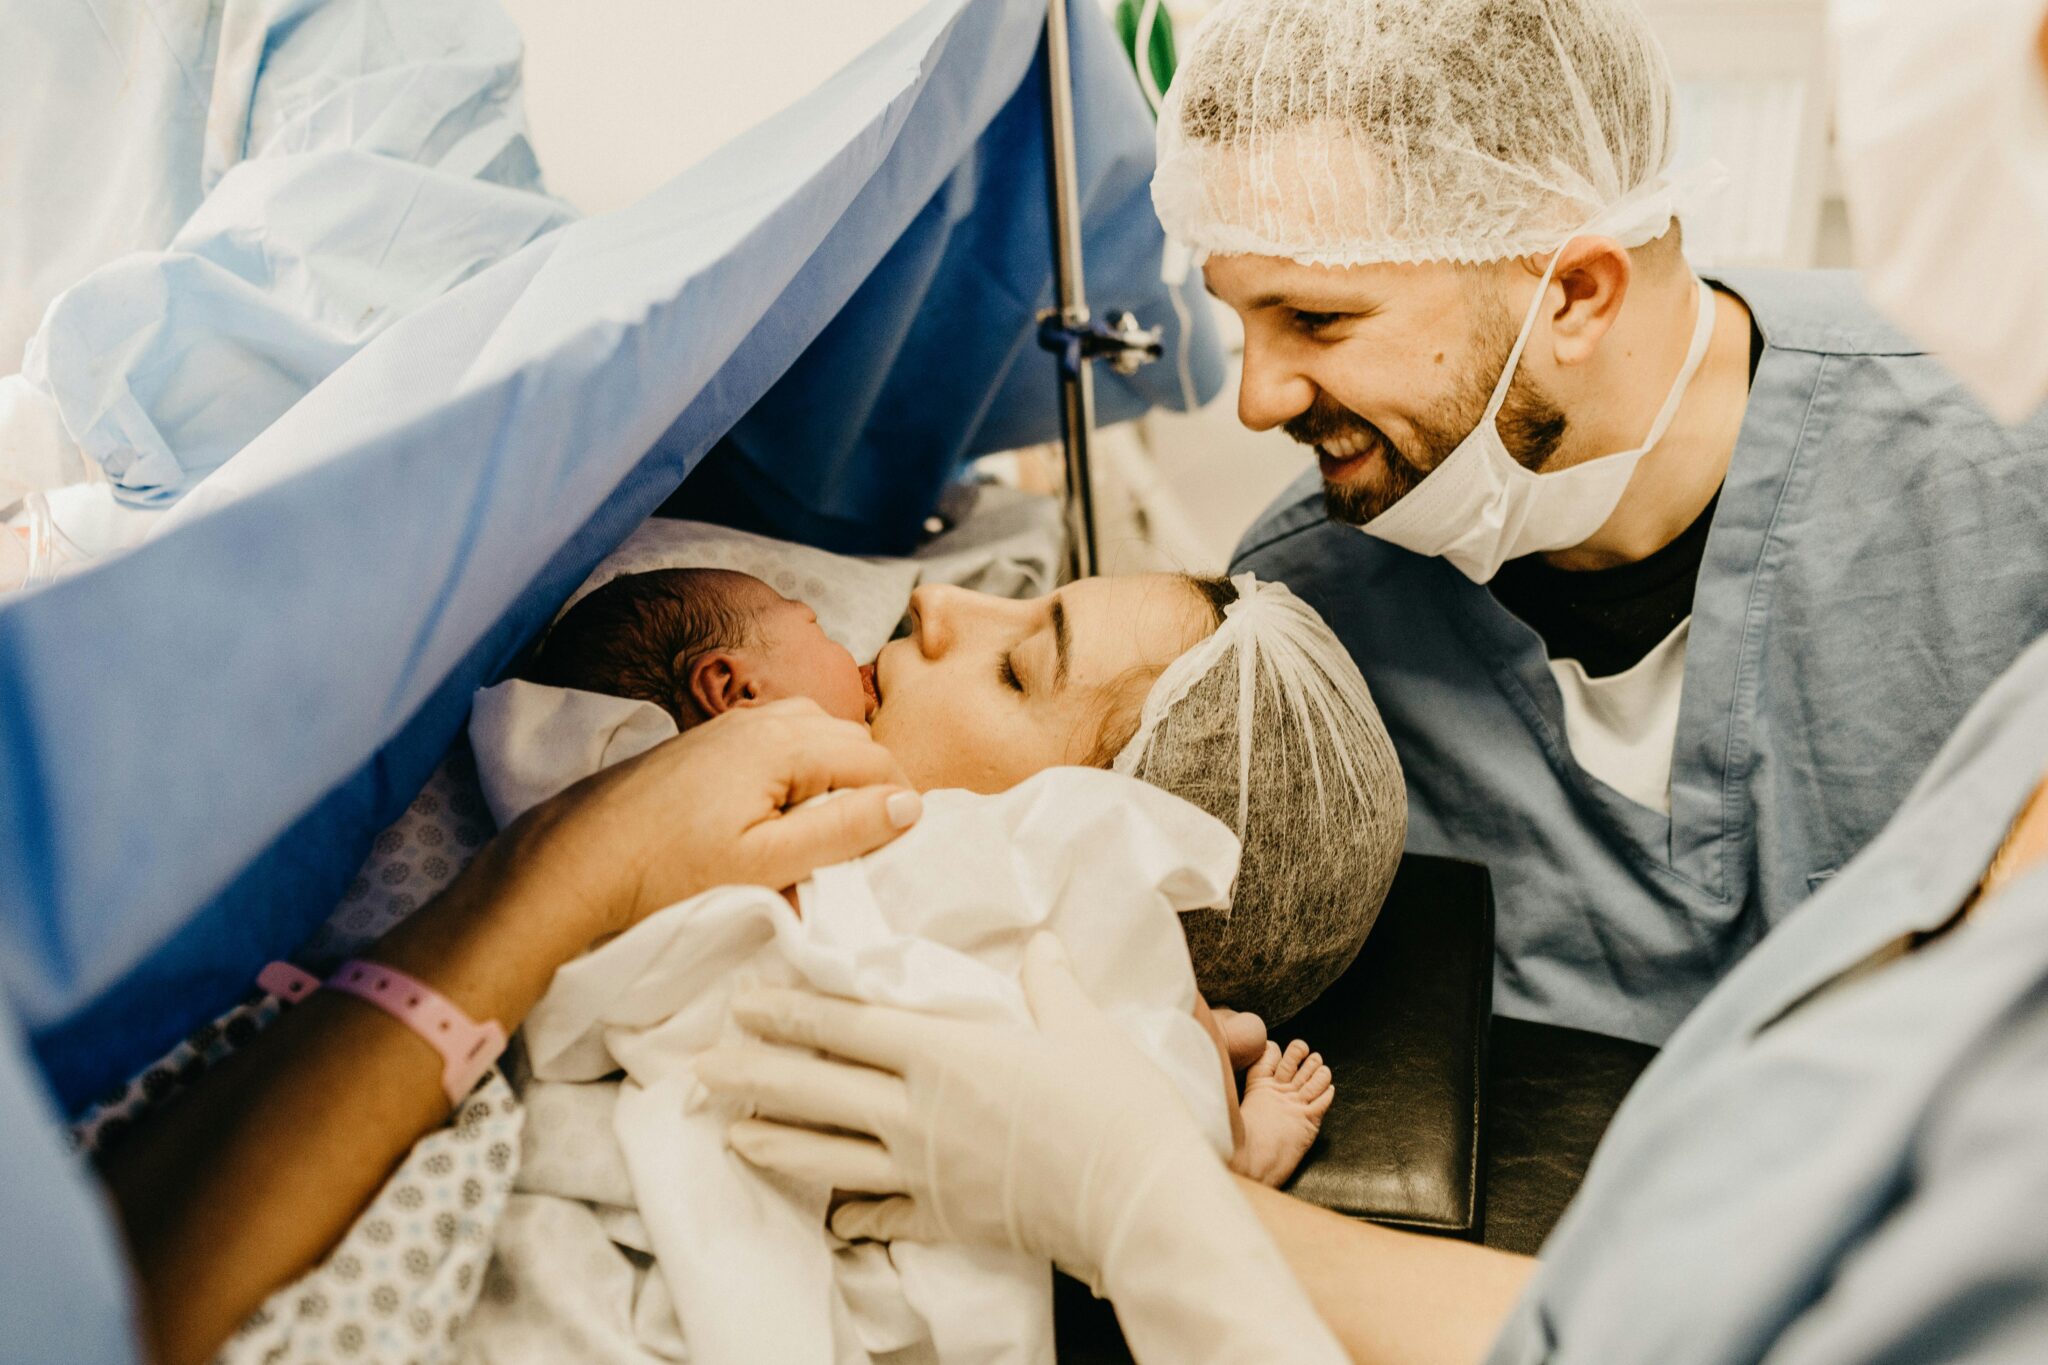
left=1038, top=0, right=1163, bottom=581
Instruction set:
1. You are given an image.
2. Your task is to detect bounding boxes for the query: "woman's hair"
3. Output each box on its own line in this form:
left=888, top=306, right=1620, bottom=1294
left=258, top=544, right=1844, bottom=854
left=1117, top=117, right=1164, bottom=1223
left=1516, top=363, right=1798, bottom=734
left=1109, top=575, right=1408, bottom=1025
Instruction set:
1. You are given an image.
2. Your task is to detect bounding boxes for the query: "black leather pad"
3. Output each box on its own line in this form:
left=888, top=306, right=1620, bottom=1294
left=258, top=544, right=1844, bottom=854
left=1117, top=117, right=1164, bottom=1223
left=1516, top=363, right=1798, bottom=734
left=1278, top=854, right=1494, bottom=1235
left=1479, top=1018, right=1658, bottom=1255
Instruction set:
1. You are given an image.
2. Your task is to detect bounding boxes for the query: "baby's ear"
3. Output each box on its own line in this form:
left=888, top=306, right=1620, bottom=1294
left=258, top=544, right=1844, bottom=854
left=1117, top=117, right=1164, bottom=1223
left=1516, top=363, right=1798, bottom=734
left=687, top=650, right=763, bottom=719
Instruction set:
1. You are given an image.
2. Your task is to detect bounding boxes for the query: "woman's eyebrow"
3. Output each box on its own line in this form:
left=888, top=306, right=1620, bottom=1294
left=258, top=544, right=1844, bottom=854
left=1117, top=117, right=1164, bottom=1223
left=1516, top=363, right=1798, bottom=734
left=1051, top=598, right=1071, bottom=691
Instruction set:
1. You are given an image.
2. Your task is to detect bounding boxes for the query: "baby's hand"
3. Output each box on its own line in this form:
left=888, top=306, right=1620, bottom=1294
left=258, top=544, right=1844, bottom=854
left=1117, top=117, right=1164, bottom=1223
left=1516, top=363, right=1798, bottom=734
left=1228, top=1039, right=1334, bottom=1187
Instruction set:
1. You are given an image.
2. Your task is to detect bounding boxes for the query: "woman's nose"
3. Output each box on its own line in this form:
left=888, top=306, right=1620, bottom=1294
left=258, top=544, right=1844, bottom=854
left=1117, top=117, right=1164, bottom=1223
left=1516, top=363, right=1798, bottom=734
left=909, top=584, right=956, bottom=658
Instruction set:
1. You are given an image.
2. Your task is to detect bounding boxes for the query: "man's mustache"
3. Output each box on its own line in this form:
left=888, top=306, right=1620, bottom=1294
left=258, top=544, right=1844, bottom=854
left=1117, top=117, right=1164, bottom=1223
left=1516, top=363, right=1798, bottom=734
left=1282, top=397, right=1382, bottom=450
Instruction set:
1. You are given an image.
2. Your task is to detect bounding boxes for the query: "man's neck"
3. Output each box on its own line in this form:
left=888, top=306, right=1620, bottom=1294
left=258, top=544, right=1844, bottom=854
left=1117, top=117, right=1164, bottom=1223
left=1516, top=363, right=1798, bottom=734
left=1541, top=272, right=1755, bottom=572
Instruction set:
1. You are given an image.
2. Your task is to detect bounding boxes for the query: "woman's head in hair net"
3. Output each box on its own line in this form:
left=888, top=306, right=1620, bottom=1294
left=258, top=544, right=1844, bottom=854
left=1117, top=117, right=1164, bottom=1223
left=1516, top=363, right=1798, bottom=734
left=1116, top=573, right=1406, bottom=1024
left=1152, top=0, right=1682, bottom=267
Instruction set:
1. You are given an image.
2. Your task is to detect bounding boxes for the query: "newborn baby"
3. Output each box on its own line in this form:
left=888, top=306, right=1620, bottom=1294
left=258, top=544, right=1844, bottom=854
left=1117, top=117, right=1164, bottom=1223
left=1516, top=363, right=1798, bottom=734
left=525, top=566, right=1335, bottom=1185
left=528, top=567, right=878, bottom=728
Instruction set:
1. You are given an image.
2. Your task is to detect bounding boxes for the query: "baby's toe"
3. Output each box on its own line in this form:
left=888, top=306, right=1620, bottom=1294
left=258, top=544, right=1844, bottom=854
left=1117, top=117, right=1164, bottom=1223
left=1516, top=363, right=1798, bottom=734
left=1274, top=1039, right=1311, bottom=1083
left=1214, top=1008, right=1270, bottom=1071
left=1305, top=1082, right=1335, bottom=1121
left=1247, top=1040, right=1282, bottom=1083
left=1299, top=1062, right=1333, bottom=1103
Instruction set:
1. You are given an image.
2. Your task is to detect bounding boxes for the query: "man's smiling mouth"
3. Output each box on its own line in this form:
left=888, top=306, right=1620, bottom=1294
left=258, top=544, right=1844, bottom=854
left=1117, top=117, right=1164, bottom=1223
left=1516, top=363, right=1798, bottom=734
left=1315, top=428, right=1386, bottom=482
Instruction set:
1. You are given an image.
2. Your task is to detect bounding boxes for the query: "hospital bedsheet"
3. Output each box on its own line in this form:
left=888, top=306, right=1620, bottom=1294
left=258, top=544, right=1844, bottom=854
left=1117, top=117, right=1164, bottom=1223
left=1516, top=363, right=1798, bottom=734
left=3, top=0, right=1220, bottom=1113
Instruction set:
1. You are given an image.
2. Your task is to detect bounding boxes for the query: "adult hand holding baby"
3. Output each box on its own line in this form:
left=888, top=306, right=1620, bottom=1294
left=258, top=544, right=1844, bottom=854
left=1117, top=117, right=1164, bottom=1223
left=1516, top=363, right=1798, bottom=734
left=698, top=933, right=1348, bottom=1365
left=523, top=696, right=923, bottom=939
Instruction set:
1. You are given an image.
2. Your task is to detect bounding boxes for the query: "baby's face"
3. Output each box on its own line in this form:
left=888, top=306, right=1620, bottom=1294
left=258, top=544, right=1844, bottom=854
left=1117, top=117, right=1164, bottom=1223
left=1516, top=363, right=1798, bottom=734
left=729, top=578, right=872, bottom=725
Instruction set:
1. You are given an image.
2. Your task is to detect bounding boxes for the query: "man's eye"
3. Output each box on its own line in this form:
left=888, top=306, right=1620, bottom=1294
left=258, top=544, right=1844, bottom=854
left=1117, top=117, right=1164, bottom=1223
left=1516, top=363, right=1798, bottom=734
left=998, top=651, right=1025, bottom=693
left=1294, top=310, right=1346, bottom=334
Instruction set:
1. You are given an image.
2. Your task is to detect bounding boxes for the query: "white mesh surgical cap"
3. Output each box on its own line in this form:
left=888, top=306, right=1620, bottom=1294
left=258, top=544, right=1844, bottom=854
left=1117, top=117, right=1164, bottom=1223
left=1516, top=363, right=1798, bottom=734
left=1116, top=574, right=1407, bottom=1024
left=1152, top=0, right=1682, bottom=267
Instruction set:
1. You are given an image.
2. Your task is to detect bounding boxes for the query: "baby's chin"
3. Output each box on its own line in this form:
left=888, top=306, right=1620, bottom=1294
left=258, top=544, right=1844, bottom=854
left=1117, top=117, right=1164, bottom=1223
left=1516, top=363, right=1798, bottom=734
left=813, top=671, right=875, bottom=727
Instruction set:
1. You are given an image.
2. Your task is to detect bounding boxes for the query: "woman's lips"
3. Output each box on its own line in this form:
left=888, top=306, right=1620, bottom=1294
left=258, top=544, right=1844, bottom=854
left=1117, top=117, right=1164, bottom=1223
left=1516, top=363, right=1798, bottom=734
left=859, top=661, right=880, bottom=718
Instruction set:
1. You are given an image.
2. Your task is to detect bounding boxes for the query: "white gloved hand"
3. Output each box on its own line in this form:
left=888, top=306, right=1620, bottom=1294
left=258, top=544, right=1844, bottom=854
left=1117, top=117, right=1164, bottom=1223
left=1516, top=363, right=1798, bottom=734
left=695, top=933, right=1348, bottom=1365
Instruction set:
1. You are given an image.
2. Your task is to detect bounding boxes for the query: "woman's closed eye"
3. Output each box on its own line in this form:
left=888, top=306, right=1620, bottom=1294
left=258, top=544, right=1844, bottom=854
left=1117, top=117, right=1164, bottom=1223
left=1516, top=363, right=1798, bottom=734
left=998, top=650, right=1025, bottom=693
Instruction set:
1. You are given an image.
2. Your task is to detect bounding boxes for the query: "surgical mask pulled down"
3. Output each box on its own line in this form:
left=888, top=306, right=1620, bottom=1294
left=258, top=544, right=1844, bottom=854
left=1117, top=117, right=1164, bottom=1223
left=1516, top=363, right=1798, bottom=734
left=1358, top=260, right=1717, bottom=583
left=1832, top=0, right=2048, bottom=426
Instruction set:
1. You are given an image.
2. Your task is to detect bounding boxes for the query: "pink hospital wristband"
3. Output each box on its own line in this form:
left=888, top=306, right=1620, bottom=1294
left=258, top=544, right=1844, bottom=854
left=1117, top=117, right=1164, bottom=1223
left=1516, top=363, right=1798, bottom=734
left=257, top=959, right=507, bottom=1106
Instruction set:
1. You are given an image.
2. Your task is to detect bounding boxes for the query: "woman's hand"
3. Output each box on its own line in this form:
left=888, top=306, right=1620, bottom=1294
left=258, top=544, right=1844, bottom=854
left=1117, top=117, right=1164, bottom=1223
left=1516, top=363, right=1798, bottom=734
left=516, top=697, right=922, bottom=943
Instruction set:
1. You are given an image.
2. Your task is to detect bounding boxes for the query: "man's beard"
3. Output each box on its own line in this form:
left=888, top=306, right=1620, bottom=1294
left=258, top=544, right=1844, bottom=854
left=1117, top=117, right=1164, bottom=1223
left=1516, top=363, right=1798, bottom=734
left=1291, top=312, right=1570, bottom=526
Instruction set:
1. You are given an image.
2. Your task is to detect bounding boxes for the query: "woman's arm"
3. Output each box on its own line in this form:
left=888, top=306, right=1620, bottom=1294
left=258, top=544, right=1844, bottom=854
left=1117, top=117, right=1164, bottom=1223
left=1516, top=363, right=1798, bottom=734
left=99, top=701, right=919, bottom=1365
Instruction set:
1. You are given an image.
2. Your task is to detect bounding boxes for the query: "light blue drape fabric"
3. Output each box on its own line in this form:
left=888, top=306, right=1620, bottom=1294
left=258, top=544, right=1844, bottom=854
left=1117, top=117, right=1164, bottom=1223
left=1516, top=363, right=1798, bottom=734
left=12, top=0, right=574, bottom=506
left=1486, top=630, right=2048, bottom=1364
left=0, top=982, right=140, bottom=1364
left=1235, top=269, right=2048, bottom=1044
left=706, top=5, right=1225, bottom=553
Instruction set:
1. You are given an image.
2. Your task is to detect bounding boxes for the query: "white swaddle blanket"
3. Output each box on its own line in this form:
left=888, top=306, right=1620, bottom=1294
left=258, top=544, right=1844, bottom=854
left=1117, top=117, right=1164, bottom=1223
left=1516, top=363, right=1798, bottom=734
left=463, top=684, right=1239, bottom=1364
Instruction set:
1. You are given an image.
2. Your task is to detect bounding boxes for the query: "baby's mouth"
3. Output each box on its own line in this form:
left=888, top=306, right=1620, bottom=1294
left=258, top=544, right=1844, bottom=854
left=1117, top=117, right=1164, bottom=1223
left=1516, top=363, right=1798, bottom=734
left=859, top=661, right=881, bottom=718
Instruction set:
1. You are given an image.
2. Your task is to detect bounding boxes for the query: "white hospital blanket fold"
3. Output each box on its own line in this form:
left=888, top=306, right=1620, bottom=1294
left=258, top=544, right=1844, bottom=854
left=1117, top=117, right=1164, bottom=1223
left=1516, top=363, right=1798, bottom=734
left=487, top=768, right=1240, bottom=1365
left=468, top=680, right=676, bottom=830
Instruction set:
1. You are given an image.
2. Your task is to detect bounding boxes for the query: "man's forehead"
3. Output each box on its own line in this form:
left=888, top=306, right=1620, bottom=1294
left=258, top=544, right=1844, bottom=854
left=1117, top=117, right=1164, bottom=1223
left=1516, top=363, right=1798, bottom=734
left=1201, top=252, right=1457, bottom=309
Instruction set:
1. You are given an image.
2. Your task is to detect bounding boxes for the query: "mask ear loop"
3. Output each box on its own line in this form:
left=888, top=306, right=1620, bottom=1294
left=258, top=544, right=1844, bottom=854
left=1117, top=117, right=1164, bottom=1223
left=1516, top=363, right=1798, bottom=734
left=1479, top=243, right=1571, bottom=424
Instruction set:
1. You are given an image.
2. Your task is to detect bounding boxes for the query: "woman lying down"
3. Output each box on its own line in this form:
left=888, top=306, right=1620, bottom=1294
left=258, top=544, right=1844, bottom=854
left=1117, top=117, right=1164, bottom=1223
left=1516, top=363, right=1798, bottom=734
left=512, top=566, right=1401, bottom=1178
left=440, top=565, right=1405, bottom=1362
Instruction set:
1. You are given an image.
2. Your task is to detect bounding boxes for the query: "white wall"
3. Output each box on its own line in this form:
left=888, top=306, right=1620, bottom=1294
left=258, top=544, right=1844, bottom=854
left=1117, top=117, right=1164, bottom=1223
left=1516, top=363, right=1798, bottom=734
left=498, top=0, right=929, bottom=215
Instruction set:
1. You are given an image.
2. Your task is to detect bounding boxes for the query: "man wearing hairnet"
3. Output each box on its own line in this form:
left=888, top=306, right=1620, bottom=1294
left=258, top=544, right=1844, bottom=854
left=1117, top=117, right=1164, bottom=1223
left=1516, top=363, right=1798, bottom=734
left=717, top=1, right=2048, bottom=1362
left=1163, top=0, right=2048, bottom=1046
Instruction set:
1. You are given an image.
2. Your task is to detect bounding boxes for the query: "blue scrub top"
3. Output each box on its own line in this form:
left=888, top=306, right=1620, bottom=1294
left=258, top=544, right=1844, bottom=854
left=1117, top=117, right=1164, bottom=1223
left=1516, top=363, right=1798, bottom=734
left=1488, top=629, right=2048, bottom=1364
left=1235, top=269, right=2048, bottom=1043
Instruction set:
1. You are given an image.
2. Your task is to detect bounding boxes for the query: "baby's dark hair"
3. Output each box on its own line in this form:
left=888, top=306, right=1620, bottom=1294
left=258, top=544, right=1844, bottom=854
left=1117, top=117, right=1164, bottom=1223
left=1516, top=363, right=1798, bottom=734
left=525, top=568, right=759, bottom=726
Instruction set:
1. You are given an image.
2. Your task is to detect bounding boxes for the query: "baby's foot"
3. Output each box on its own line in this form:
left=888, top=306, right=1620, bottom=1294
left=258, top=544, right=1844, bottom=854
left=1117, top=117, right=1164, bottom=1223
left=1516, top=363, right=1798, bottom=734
left=1229, top=1039, right=1334, bottom=1187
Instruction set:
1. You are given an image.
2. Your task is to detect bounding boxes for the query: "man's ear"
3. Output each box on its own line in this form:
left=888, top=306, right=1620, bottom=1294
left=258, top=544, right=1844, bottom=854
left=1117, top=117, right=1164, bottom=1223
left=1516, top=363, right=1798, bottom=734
left=687, top=650, right=762, bottom=719
left=1544, top=236, right=1631, bottom=367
